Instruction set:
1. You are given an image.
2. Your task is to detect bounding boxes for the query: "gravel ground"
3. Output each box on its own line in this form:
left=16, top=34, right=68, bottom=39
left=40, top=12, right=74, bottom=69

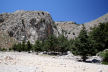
left=0, top=52, right=108, bottom=72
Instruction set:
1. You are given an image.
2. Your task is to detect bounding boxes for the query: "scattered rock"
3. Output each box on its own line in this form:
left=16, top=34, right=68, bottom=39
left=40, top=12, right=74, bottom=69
left=5, top=56, right=13, bottom=61
left=87, top=56, right=102, bottom=63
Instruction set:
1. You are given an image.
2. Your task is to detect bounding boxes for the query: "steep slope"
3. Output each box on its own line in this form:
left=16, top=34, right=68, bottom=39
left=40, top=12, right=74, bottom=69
left=0, top=10, right=108, bottom=49
left=0, top=31, right=17, bottom=49
left=55, top=13, right=108, bottom=39
left=84, top=13, right=108, bottom=31
left=0, top=10, right=58, bottom=48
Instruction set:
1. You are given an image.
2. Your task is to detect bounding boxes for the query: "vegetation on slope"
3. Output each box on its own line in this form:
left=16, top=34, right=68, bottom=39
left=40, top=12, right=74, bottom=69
left=4, top=22, right=108, bottom=64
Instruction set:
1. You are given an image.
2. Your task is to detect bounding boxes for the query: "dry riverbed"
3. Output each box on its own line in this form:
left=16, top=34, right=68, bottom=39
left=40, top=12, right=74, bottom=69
left=0, top=52, right=108, bottom=72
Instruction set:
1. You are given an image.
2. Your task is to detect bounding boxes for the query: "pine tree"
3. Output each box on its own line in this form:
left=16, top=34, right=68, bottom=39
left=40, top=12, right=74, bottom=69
left=47, top=35, right=58, bottom=52
left=33, top=40, right=42, bottom=52
left=73, top=25, right=93, bottom=61
left=42, top=39, right=50, bottom=52
left=22, top=41, right=26, bottom=51
left=89, top=22, right=108, bottom=52
left=27, top=41, right=32, bottom=51
left=17, top=43, right=22, bottom=52
left=57, top=35, right=69, bottom=53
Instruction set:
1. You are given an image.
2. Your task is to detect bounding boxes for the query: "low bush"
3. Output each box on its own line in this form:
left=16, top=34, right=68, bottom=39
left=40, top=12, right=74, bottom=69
left=0, top=48, right=7, bottom=51
left=99, top=49, right=108, bottom=65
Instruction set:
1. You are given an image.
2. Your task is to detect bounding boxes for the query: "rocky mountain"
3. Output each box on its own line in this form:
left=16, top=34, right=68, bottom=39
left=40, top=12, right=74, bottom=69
left=0, top=10, right=108, bottom=48
left=56, top=13, right=108, bottom=39
left=0, top=10, right=58, bottom=48
left=84, top=13, right=108, bottom=31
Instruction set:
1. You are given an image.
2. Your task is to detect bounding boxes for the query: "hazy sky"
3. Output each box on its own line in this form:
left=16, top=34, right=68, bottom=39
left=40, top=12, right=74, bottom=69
left=0, top=0, right=108, bottom=24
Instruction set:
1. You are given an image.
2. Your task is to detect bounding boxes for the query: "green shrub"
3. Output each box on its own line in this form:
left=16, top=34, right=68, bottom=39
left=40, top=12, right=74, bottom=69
left=11, top=41, right=32, bottom=52
left=57, top=35, right=69, bottom=53
left=26, top=41, right=32, bottom=51
left=99, top=50, right=108, bottom=65
left=42, top=40, right=50, bottom=52
left=0, top=48, right=7, bottom=51
left=33, top=40, right=42, bottom=52
left=9, top=48, right=13, bottom=51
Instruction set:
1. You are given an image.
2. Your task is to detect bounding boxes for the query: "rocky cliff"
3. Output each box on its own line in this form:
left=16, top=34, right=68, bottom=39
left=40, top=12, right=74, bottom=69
left=0, top=10, right=108, bottom=48
left=0, top=10, right=58, bottom=48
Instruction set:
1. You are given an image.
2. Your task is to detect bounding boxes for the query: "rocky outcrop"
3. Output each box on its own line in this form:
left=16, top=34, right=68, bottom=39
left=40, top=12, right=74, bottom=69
left=55, top=21, right=80, bottom=39
left=0, top=10, right=58, bottom=46
left=0, top=31, right=17, bottom=49
left=55, top=13, right=108, bottom=39
left=0, top=10, right=108, bottom=48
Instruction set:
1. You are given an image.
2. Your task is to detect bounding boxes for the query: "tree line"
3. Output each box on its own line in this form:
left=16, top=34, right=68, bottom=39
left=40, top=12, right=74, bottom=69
left=11, top=34, right=69, bottom=54
left=11, top=22, right=108, bottom=62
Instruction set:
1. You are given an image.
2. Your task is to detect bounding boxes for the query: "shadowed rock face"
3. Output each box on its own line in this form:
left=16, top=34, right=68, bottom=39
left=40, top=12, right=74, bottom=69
left=0, top=10, right=57, bottom=44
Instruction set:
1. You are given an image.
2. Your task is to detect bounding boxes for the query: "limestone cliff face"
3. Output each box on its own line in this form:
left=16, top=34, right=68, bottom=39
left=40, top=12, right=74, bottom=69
left=0, top=10, right=108, bottom=48
left=0, top=10, right=58, bottom=48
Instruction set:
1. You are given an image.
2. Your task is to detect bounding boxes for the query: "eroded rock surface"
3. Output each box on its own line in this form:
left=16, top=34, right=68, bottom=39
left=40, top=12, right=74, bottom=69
left=0, top=10, right=58, bottom=45
left=0, top=10, right=108, bottom=48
